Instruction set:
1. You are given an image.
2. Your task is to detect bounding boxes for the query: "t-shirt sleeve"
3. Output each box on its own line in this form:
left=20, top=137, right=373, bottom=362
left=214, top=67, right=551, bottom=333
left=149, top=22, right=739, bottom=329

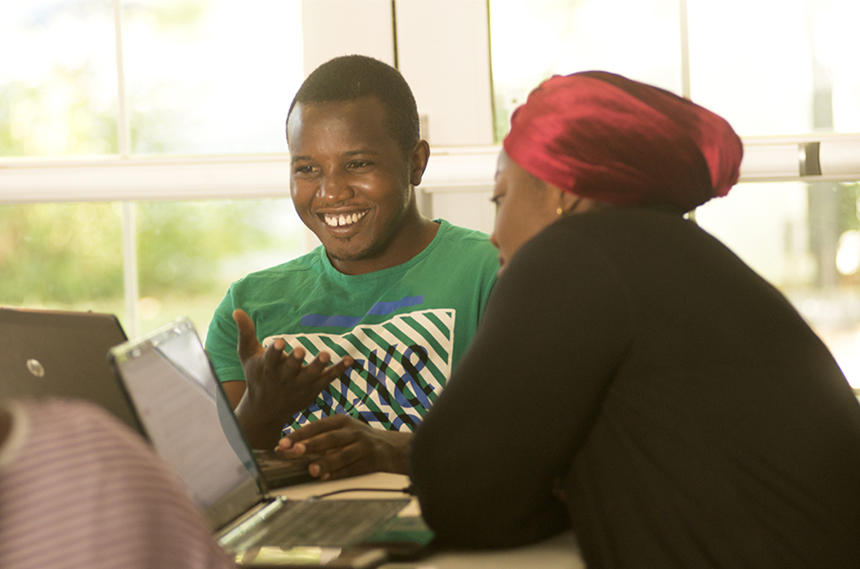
left=205, top=286, right=245, bottom=384
left=410, top=224, right=633, bottom=548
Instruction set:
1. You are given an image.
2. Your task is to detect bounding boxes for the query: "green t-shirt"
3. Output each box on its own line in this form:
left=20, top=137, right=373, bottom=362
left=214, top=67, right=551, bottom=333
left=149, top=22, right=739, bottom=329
left=206, top=220, right=499, bottom=434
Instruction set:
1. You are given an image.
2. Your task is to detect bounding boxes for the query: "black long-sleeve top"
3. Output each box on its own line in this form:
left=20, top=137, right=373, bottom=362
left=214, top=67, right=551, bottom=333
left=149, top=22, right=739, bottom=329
left=410, top=207, right=860, bottom=568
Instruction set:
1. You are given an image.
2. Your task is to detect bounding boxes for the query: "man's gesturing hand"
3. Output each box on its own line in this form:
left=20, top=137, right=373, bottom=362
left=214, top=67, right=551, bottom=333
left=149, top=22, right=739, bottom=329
left=232, top=309, right=353, bottom=449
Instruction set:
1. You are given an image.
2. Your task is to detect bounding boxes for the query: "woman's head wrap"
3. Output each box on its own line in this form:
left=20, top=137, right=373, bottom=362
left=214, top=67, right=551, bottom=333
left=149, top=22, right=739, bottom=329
left=503, top=71, right=743, bottom=212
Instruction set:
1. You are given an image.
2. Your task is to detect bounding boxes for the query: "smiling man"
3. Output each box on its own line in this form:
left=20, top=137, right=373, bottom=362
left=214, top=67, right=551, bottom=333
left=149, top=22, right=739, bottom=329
left=205, top=55, right=499, bottom=481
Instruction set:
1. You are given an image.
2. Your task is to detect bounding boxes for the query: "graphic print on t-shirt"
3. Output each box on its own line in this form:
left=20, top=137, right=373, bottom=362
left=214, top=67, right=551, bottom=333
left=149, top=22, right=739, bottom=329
left=262, top=308, right=455, bottom=434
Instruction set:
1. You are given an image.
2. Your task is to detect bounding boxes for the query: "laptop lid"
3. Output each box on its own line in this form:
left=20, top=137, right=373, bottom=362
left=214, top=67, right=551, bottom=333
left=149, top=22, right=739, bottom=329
left=0, top=307, right=145, bottom=435
left=108, top=317, right=267, bottom=530
left=108, top=318, right=420, bottom=567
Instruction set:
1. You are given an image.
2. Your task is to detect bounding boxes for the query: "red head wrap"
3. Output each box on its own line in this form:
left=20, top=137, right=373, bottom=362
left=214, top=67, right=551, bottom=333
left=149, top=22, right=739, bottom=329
left=503, top=71, right=743, bottom=212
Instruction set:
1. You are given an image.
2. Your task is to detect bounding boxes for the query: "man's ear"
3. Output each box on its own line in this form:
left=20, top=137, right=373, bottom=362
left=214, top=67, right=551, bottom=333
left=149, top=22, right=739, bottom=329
left=409, top=140, right=431, bottom=186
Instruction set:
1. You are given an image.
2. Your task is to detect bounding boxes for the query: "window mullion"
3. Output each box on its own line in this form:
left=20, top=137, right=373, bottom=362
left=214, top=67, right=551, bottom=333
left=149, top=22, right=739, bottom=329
left=113, top=0, right=139, bottom=337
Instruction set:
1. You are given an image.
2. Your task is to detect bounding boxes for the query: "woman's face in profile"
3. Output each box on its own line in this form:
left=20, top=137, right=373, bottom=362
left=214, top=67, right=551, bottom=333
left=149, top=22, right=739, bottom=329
left=490, top=151, right=563, bottom=275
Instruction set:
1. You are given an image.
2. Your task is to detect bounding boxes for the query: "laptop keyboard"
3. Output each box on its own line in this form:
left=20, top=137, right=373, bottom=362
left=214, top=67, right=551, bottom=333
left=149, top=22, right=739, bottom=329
left=248, top=499, right=410, bottom=549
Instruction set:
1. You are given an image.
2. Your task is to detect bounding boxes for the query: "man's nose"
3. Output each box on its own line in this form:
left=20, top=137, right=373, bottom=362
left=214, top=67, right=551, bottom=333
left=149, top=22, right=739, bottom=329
left=317, top=170, right=354, bottom=203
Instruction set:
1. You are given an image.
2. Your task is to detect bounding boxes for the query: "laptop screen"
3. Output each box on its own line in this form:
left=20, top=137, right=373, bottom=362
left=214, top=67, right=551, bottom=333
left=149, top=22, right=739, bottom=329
left=110, top=318, right=263, bottom=519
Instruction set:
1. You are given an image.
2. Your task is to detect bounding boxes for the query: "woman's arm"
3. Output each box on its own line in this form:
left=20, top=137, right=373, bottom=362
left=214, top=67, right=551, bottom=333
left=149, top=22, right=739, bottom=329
left=410, top=224, right=633, bottom=548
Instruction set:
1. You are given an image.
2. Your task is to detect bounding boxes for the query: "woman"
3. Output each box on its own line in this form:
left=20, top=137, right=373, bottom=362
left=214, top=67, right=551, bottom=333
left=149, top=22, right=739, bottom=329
left=409, top=71, right=860, bottom=568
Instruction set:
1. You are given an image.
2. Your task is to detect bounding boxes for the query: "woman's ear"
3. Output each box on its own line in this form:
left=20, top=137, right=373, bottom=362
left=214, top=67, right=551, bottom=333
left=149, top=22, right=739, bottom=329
left=559, top=192, right=597, bottom=215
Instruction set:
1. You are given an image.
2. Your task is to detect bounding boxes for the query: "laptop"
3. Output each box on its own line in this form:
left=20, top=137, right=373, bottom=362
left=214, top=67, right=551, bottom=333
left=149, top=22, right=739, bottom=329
left=108, top=317, right=418, bottom=568
left=0, top=307, right=144, bottom=434
left=0, top=306, right=314, bottom=490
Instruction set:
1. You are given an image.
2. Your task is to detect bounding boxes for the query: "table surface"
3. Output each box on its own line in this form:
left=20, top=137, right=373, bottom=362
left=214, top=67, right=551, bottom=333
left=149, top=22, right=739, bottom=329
left=273, top=472, right=586, bottom=569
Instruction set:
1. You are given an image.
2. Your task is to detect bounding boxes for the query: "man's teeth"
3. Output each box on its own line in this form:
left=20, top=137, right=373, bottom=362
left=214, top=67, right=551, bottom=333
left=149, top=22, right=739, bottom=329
left=324, top=211, right=366, bottom=227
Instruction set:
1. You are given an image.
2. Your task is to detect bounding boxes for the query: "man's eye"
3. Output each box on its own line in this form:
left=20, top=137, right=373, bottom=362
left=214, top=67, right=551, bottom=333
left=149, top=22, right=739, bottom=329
left=294, top=165, right=316, bottom=175
left=348, top=160, right=372, bottom=170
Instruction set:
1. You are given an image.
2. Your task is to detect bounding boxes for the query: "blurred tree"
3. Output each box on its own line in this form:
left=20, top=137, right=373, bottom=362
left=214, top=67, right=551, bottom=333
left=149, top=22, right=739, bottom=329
left=136, top=200, right=285, bottom=296
left=0, top=57, right=287, bottom=306
left=0, top=203, right=124, bottom=304
left=0, top=0, right=297, bottom=311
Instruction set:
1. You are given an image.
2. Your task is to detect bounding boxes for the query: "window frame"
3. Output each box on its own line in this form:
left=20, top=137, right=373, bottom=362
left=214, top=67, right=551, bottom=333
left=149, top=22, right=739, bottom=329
left=2, top=0, right=860, bottom=338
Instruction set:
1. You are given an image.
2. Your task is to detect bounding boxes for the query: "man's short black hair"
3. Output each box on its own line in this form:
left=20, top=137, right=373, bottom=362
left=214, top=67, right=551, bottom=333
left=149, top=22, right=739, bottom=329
left=286, top=54, right=420, bottom=156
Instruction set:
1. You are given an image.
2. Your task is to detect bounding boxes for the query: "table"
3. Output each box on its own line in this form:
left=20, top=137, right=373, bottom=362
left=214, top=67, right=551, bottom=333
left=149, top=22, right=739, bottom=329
left=273, top=473, right=586, bottom=569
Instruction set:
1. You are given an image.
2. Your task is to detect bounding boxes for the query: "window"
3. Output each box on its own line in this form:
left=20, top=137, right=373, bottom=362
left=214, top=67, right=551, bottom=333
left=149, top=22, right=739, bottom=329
left=697, top=182, right=860, bottom=386
left=3, top=0, right=860, bottom=387
left=489, top=0, right=860, bottom=387
left=691, top=0, right=860, bottom=388
left=122, top=0, right=303, bottom=154
left=0, top=202, right=124, bottom=307
left=687, top=0, right=860, bottom=136
left=133, top=198, right=303, bottom=334
left=0, top=0, right=305, bottom=339
left=490, top=0, right=682, bottom=141
left=489, top=0, right=860, bottom=139
left=0, top=0, right=118, bottom=157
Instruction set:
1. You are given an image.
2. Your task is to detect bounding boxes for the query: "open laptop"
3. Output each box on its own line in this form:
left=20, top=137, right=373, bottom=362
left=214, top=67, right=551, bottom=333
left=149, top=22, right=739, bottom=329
left=0, top=307, right=144, bottom=433
left=0, top=306, right=315, bottom=490
left=108, top=317, right=417, bottom=568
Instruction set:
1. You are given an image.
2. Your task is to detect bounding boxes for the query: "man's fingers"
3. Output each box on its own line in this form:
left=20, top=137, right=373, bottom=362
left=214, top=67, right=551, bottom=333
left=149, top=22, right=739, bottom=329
left=275, top=440, right=307, bottom=457
left=309, top=449, right=368, bottom=481
left=263, top=339, right=289, bottom=370
left=286, top=419, right=336, bottom=444
left=303, top=351, right=331, bottom=375
left=325, top=356, right=354, bottom=380
left=297, top=353, right=352, bottom=394
left=233, top=309, right=262, bottom=362
left=286, top=415, right=353, bottom=445
left=312, top=355, right=354, bottom=385
left=282, top=346, right=306, bottom=374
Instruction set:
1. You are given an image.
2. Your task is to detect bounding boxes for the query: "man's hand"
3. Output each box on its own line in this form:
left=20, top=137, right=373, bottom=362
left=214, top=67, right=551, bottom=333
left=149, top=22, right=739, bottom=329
left=274, top=415, right=412, bottom=481
left=232, top=309, right=353, bottom=449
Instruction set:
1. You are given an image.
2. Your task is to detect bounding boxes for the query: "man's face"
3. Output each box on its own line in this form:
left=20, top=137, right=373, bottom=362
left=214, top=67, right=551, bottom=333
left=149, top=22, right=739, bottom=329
left=287, top=97, right=427, bottom=274
left=490, top=150, right=562, bottom=275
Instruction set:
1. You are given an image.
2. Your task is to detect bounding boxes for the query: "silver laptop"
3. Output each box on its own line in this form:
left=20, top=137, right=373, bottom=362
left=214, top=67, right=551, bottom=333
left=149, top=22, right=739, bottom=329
left=0, top=307, right=144, bottom=434
left=108, top=317, right=412, bottom=568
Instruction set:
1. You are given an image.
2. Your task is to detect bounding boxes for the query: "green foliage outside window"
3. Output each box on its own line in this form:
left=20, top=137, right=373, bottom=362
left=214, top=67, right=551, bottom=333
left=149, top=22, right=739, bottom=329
left=0, top=1, right=299, bottom=319
left=136, top=200, right=289, bottom=297
left=0, top=200, right=291, bottom=306
left=0, top=203, right=124, bottom=304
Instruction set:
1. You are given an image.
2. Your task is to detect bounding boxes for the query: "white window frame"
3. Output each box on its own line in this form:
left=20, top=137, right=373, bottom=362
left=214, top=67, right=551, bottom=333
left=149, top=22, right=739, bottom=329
left=2, top=0, right=860, bottom=337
